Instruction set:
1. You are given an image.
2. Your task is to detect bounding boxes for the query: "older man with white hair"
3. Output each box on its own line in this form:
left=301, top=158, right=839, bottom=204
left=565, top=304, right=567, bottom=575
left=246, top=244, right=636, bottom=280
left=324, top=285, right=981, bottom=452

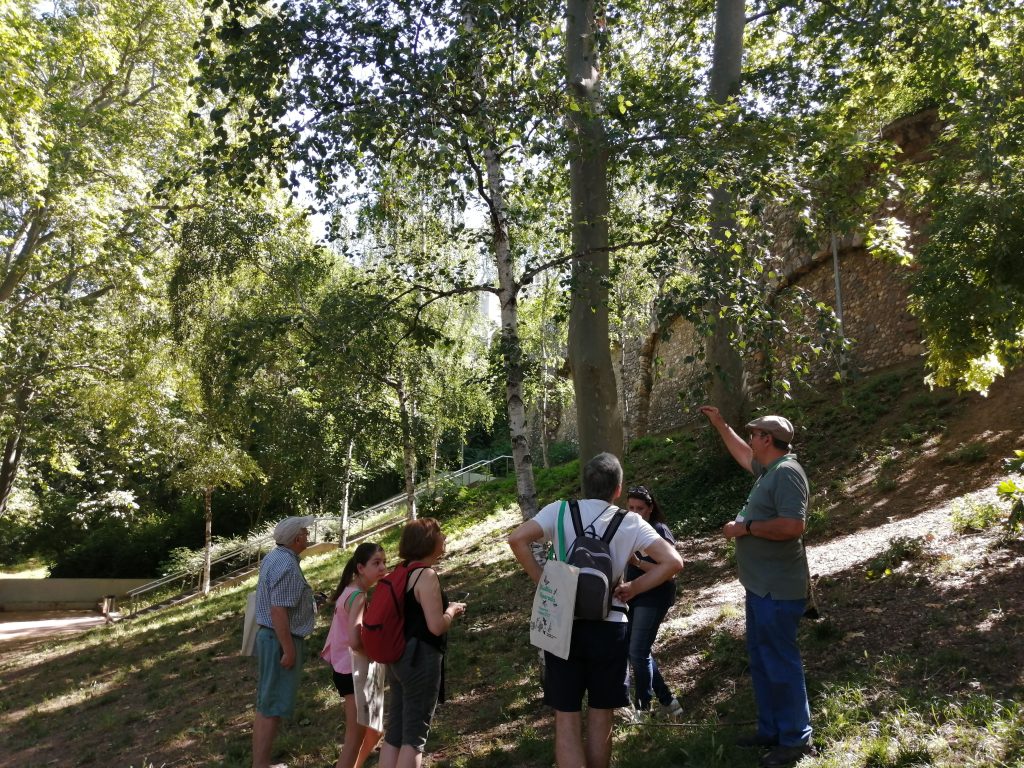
left=699, top=407, right=815, bottom=768
left=252, top=515, right=316, bottom=768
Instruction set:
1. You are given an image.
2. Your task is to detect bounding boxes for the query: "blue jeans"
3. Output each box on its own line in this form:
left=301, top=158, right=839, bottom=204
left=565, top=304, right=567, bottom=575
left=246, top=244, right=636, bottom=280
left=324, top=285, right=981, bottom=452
left=627, top=603, right=673, bottom=710
left=745, top=590, right=812, bottom=747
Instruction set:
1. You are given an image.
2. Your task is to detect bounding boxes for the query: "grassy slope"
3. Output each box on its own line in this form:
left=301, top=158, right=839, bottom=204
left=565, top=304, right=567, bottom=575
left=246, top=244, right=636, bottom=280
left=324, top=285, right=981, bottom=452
left=1, top=363, right=1023, bottom=768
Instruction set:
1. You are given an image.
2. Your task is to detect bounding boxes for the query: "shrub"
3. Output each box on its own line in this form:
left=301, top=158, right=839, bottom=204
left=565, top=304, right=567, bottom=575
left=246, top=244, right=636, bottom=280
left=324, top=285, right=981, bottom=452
left=417, top=480, right=467, bottom=521
left=950, top=497, right=1004, bottom=533
left=874, top=451, right=902, bottom=492
left=865, top=535, right=925, bottom=579
left=1000, top=450, right=1024, bottom=533
left=942, top=442, right=989, bottom=464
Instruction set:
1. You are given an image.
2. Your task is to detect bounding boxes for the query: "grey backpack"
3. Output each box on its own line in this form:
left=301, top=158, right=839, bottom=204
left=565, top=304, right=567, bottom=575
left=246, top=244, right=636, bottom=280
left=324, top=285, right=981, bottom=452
left=566, top=499, right=627, bottom=620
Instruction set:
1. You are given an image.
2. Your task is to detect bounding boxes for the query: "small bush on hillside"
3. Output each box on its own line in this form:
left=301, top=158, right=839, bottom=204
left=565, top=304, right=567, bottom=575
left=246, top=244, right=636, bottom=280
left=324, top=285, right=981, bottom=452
left=874, top=451, right=902, bottom=492
left=865, top=535, right=925, bottom=579
left=650, top=448, right=750, bottom=532
left=950, top=497, right=1005, bottom=533
left=628, top=435, right=661, bottom=452
left=1000, top=450, right=1024, bottom=533
left=943, top=442, right=989, bottom=465
left=417, top=479, right=464, bottom=521
left=846, top=370, right=908, bottom=421
left=533, top=460, right=581, bottom=501
left=805, top=501, right=830, bottom=535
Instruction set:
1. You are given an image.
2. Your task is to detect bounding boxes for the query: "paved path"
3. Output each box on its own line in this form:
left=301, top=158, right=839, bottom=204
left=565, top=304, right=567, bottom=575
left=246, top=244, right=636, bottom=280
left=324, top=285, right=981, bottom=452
left=0, top=610, right=112, bottom=651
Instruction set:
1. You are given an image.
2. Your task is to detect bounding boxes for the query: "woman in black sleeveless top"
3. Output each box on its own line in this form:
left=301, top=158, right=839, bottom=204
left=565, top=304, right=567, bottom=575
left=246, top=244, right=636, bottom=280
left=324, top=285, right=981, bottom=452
left=379, top=518, right=466, bottom=768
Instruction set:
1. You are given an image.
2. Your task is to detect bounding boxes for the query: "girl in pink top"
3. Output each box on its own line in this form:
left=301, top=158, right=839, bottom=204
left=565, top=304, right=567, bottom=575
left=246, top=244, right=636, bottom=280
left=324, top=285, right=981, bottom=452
left=321, top=541, right=387, bottom=768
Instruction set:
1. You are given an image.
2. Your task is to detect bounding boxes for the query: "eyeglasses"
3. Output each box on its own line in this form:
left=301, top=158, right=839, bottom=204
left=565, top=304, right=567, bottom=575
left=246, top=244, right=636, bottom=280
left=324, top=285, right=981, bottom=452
left=627, top=486, right=652, bottom=502
left=748, top=431, right=769, bottom=441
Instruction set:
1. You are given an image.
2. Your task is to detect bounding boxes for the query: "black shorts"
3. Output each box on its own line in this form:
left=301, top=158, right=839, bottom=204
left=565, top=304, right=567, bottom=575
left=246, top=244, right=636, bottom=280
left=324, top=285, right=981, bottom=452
left=333, top=670, right=355, bottom=698
left=543, top=619, right=629, bottom=712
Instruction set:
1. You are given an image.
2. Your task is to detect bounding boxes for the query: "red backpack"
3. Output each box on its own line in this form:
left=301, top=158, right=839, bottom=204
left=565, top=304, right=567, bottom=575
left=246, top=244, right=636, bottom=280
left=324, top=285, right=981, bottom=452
left=359, top=560, right=428, bottom=663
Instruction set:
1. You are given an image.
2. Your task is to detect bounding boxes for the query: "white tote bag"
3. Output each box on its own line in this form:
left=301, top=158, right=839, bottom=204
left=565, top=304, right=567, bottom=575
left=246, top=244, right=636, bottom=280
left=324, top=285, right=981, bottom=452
left=351, top=650, right=386, bottom=732
left=529, top=559, right=578, bottom=660
left=241, top=591, right=258, bottom=656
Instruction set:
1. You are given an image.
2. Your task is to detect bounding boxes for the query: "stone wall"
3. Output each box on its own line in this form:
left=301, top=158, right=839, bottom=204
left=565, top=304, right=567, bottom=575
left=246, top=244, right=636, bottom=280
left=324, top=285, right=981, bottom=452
left=645, top=320, right=705, bottom=436
left=643, top=251, right=924, bottom=436
left=0, top=578, right=151, bottom=611
left=640, top=110, right=938, bottom=436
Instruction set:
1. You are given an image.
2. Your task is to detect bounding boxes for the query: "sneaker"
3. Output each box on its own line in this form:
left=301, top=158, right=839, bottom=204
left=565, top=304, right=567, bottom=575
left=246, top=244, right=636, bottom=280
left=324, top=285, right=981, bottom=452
left=658, top=697, right=684, bottom=719
left=759, top=744, right=816, bottom=767
left=617, top=705, right=645, bottom=724
left=735, top=733, right=779, bottom=749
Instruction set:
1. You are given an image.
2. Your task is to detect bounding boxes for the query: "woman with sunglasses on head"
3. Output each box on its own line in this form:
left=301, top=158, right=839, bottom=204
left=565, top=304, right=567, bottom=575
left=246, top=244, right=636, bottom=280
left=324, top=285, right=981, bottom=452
left=624, top=485, right=683, bottom=718
left=379, top=517, right=466, bottom=768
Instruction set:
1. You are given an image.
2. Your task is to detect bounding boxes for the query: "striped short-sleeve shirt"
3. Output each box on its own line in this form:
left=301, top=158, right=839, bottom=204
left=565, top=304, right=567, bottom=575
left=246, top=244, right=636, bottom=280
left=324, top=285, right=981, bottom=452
left=255, top=546, right=315, bottom=638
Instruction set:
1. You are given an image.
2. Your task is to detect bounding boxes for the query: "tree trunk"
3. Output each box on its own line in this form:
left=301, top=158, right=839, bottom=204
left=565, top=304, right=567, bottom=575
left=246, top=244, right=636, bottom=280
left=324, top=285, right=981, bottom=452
left=485, top=143, right=540, bottom=522
left=340, top=438, right=354, bottom=549
left=705, top=0, right=750, bottom=428
left=0, top=208, right=49, bottom=305
left=539, top=273, right=554, bottom=469
left=460, top=1, right=542, bottom=523
left=429, top=432, right=439, bottom=492
left=634, top=329, right=658, bottom=438
left=0, top=381, right=37, bottom=518
left=202, top=487, right=213, bottom=596
left=617, top=328, right=629, bottom=450
left=0, top=430, right=25, bottom=518
left=397, top=373, right=417, bottom=519
left=565, top=0, right=623, bottom=466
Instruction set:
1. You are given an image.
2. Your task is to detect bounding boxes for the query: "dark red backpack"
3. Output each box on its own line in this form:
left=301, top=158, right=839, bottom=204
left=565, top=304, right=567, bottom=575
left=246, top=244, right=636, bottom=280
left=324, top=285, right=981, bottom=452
left=359, top=560, right=428, bottom=663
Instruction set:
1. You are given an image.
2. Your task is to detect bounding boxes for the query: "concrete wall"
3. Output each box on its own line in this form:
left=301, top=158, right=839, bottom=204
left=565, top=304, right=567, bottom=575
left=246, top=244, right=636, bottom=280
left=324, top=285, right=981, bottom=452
left=0, top=578, right=152, bottom=611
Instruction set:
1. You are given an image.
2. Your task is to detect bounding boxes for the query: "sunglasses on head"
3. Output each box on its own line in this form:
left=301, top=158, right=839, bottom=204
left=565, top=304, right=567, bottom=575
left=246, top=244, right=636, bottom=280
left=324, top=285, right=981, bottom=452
left=627, top=486, right=652, bottom=502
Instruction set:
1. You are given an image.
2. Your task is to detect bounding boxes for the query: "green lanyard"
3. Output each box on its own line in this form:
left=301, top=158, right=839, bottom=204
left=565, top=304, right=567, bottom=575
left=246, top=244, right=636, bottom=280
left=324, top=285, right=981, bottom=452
left=550, top=500, right=613, bottom=561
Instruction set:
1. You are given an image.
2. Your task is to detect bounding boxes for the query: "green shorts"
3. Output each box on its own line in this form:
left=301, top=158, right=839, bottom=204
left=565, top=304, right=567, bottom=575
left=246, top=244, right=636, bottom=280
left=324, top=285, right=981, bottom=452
left=255, top=627, right=306, bottom=718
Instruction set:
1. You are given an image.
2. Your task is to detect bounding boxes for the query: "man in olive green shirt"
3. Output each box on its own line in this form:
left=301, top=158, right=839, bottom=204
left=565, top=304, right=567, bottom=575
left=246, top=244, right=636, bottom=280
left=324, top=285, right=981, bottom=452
left=700, top=406, right=813, bottom=768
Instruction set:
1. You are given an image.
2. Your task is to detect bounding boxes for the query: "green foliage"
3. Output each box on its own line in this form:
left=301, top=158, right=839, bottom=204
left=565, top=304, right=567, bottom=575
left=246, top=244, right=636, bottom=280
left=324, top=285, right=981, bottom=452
left=998, top=451, right=1024, bottom=534
left=0, top=0, right=203, bottom=516
left=159, top=534, right=258, bottom=575
left=48, top=511, right=202, bottom=578
left=874, top=451, right=902, bottom=493
left=950, top=497, right=1005, bottom=534
left=941, top=442, right=989, bottom=465
left=865, top=536, right=925, bottom=580
left=416, top=481, right=470, bottom=523
left=634, top=439, right=753, bottom=533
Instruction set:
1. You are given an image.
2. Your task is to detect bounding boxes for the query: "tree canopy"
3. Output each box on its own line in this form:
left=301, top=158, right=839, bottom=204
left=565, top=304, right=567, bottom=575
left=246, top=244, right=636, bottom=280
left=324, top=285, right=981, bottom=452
left=2, top=0, right=1022, bottom=575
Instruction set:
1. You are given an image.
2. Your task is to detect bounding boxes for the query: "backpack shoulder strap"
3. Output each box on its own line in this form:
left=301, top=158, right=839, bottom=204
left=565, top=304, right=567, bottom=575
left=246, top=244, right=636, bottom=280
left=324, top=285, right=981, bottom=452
left=568, top=498, right=585, bottom=537
left=602, top=506, right=627, bottom=544
left=343, top=588, right=362, bottom=612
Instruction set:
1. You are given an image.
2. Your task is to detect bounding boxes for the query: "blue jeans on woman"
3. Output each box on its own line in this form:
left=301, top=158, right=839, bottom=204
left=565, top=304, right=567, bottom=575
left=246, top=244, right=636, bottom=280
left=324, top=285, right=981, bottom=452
left=627, top=602, right=673, bottom=710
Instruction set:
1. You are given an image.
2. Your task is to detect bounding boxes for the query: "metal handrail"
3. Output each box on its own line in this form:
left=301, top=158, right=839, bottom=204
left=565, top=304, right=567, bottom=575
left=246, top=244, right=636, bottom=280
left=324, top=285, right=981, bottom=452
left=125, top=455, right=511, bottom=614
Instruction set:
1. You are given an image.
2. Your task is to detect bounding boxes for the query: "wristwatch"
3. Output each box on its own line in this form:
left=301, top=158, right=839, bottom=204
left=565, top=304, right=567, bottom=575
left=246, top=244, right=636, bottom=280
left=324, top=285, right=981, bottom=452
left=745, top=519, right=753, bottom=535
